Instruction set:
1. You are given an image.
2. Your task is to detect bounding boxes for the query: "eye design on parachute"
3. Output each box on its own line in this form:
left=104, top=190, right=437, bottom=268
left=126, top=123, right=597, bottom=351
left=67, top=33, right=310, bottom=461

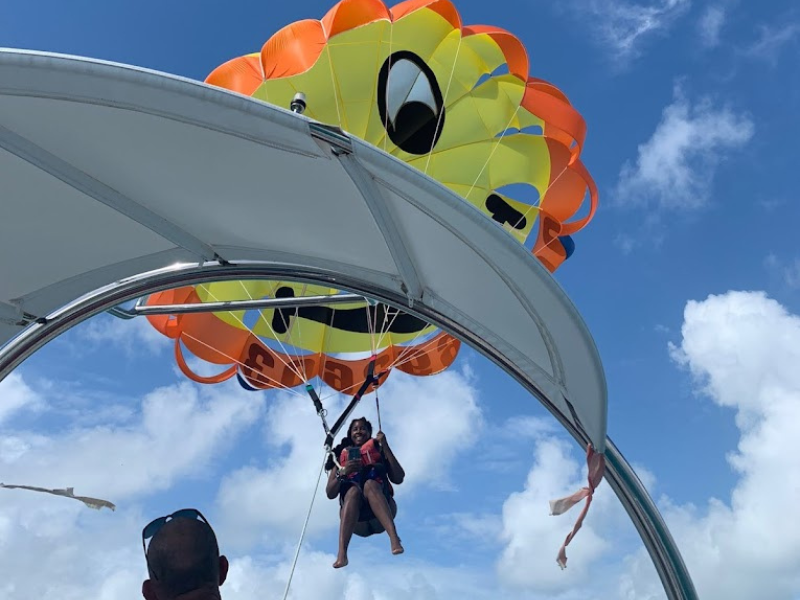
left=378, top=51, right=445, bottom=155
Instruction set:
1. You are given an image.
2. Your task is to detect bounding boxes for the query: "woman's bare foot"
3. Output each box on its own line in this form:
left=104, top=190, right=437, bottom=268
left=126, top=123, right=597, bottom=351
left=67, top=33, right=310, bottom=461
left=390, top=537, right=404, bottom=555
left=333, top=555, right=349, bottom=568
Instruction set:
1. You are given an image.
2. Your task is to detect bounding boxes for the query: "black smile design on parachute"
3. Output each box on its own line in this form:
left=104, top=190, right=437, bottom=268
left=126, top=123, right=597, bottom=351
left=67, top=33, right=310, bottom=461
left=485, top=193, right=527, bottom=230
left=378, top=51, right=445, bottom=155
left=271, top=286, right=429, bottom=335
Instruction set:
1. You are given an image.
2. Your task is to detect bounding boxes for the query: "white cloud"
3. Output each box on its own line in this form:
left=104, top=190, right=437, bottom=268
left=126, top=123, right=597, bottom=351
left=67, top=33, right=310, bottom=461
left=614, top=233, right=637, bottom=255
left=496, top=435, right=618, bottom=593
left=622, top=291, right=800, bottom=599
left=0, top=372, right=45, bottom=424
left=566, top=0, right=690, bottom=62
left=223, top=548, right=506, bottom=600
left=615, top=85, right=754, bottom=211
left=215, top=368, right=483, bottom=551
left=14, top=291, right=800, bottom=599
left=784, top=260, right=800, bottom=288
left=746, top=22, right=800, bottom=65
left=698, top=5, right=726, bottom=47
left=764, top=254, right=800, bottom=288
left=0, top=380, right=265, bottom=501
left=76, top=311, right=170, bottom=356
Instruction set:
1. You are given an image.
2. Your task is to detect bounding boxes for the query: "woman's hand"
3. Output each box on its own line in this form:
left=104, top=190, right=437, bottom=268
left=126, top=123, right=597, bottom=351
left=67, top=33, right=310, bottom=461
left=341, top=459, right=361, bottom=476
left=375, top=431, right=387, bottom=448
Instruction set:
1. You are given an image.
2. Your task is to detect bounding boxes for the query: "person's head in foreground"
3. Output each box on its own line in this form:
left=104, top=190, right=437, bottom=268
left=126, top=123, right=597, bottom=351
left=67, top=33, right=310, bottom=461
left=142, top=508, right=229, bottom=600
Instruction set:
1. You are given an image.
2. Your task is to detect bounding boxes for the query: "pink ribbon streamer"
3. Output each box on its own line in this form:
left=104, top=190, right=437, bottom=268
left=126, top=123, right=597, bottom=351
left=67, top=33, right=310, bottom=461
left=549, top=444, right=605, bottom=569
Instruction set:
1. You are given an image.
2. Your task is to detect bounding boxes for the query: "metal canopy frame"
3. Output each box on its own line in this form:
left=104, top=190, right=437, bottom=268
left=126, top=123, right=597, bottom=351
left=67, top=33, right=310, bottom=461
left=0, top=262, right=696, bottom=600
left=0, top=49, right=696, bottom=599
left=109, top=291, right=367, bottom=318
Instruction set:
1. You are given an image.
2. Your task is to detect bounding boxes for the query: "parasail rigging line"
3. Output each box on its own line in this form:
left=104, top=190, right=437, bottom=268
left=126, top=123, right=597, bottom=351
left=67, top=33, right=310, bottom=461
left=424, top=32, right=463, bottom=176
left=282, top=451, right=327, bottom=600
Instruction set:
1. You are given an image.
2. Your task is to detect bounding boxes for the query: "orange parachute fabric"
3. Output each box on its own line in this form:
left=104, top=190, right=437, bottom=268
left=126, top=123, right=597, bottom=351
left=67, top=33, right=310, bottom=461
left=145, top=287, right=460, bottom=394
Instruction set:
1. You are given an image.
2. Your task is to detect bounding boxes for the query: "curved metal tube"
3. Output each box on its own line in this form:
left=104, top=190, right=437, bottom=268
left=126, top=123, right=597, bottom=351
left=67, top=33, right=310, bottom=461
left=0, top=261, right=697, bottom=599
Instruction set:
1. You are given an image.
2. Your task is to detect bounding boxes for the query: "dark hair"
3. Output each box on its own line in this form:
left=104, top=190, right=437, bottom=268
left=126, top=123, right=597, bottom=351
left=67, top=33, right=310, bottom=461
left=146, top=518, right=220, bottom=598
left=325, top=417, right=373, bottom=471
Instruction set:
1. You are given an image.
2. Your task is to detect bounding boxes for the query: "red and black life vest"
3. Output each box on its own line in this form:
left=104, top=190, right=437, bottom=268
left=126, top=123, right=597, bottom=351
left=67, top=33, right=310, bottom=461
left=339, top=438, right=394, bottom=496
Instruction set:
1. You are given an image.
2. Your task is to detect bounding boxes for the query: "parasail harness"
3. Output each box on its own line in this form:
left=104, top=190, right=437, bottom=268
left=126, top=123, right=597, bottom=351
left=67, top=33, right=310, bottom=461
left=305, top=356, right=385, bottom=470
left=281, top=356, right=385, bottom=600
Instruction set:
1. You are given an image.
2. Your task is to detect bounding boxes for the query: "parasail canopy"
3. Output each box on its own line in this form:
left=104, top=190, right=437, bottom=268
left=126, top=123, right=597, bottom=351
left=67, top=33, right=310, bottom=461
left=138, top=0, right=599, bottom=398
left=208, top=0, right=597, bottom=273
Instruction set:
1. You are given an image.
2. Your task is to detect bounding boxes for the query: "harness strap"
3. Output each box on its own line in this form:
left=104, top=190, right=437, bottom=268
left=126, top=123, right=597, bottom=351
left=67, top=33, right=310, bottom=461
left=325, top=358, right=379, bottom=448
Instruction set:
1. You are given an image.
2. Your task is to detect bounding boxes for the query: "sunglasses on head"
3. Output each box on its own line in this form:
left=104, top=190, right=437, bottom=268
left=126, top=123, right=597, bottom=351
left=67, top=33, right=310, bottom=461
left=141, top=508, right=211, bottom=556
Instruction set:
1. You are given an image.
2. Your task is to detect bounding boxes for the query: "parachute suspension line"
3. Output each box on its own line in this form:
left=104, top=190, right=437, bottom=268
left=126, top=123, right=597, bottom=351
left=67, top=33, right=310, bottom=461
left=281, top=451, right=327, bottom=600
left=288, top=282, right=312, bottom=385
left=305, top=357, right=380, bottom=450
left=179, top=332, right=305, bottom=398
left=383, top=18, right=395, bottom=154
left=325, top=358, right=379, bottom=447
left=192, top=283, right=306, bottom=384
left=464, top=104, right=523, bottom=204
left=424, top=33, right=463, bottom=176
left=513, top=160, right=572, bottom=230
left=391, top=334, right=458, bottom=371
left=375, top=386, right=382, bottom=432
left=374, top=303, right=403, bottom=352
left=511, top=162, right=579, bottom=257
left=365, top=301, right=377, bottom=356
left=260, top=281, right=310, bottom=382
left=315, top=303, right=337, bottom=401
left=324, top=45, right=344, bottom=131
left=381, top=305, right=448, bottom=371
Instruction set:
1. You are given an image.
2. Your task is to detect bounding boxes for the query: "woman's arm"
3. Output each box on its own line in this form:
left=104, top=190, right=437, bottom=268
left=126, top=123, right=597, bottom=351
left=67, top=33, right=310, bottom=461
left=376, top=432, right=405, bottom=484
left=325, top=468, right=341, bottom=499
left=325, top=459, right=361, bottom=499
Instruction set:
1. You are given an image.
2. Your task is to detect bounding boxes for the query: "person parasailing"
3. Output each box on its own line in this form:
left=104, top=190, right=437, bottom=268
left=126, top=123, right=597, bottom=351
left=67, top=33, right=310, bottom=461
left=325, top=416, right=405, bottom=568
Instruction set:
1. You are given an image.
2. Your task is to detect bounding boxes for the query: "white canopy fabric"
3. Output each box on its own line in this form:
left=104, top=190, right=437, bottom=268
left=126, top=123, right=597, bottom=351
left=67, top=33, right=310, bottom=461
left=0, top=48, right=606, bottom=452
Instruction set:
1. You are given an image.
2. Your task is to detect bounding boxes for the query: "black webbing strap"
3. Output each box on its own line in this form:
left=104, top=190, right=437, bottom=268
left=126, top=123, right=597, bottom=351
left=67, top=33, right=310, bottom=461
left=325, top=359, right=378, bottom=448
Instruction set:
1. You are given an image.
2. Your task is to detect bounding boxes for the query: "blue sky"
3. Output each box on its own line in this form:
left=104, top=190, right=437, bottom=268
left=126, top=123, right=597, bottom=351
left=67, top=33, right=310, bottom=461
left=2, top=0, right=800, bottom=598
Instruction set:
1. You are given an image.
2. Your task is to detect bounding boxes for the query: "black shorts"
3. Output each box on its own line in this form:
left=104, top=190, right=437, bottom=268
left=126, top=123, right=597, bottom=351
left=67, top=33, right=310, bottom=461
left=339, top=477, right=397, bottom=537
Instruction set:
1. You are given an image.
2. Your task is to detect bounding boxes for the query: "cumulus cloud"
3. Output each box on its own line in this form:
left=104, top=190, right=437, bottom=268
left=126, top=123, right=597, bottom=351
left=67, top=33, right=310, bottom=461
left=698, top=5, right=726, bottom=47
left=0, top=380, right=265, bottom=501
left=496, top=435, right=618, bottom=593
left=0, top=363, right=495, bottom=600
left=564, top=0, right=690, bottom=62
left=76, top=311, right=170, bottom=356
left=621, top=291, right=800, bottom=599
left=223, top=548, right=505, bottom=600
left=0, top=372, right=45, bottom=425
left=0, top=500, right=147, bottom=600
left=615, top=85, right=754, bottom=211
left=16, top=290, right=800, bottom=599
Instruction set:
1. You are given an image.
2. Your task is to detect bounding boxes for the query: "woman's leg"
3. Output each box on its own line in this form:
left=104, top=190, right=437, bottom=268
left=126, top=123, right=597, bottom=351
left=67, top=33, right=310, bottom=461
left=334, top=485, right=362, bottom=568
left=362, top=479, right=404, bottom=555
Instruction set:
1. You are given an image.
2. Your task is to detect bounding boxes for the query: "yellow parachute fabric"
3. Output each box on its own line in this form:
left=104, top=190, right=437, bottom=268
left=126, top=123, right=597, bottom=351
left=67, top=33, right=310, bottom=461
left=207, top=0, right=597, bottom=264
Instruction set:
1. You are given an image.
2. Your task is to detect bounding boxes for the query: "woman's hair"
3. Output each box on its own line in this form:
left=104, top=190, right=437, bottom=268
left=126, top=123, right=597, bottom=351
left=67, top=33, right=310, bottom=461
left=325, top=417, right=373, bottom=471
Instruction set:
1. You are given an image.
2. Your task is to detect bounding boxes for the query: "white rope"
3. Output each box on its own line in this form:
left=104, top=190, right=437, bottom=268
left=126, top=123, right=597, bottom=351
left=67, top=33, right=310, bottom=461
left=282, top=452, right=327, bottom=600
